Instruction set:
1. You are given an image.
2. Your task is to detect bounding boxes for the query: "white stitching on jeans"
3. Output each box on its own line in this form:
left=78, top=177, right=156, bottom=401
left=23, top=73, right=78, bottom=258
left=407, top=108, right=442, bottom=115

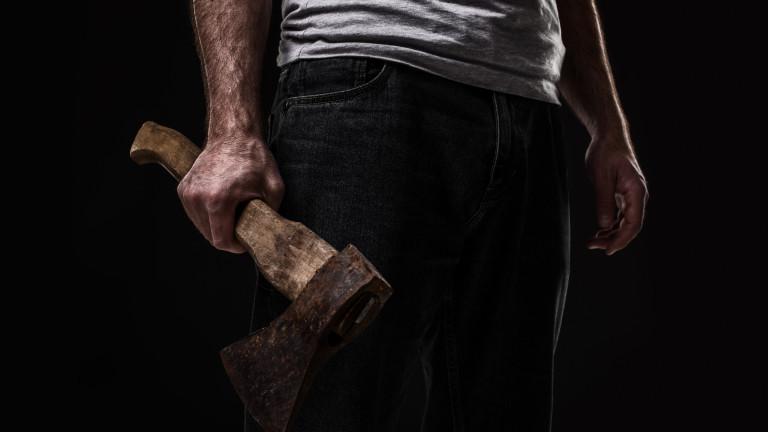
left=283, top=62, right=391, bottom=109
left=463, top=91, right=502, bottom=228
left=488, top=93, right=502, bottom=192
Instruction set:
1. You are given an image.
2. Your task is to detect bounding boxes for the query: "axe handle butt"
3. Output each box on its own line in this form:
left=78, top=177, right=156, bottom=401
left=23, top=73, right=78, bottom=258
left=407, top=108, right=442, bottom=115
left=130, top=121, right=337, bottom=301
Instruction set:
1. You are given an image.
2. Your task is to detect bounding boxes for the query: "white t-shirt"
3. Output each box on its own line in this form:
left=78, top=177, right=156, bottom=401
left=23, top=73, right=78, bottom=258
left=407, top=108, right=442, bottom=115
left=275, top=0, right=566, bottom=105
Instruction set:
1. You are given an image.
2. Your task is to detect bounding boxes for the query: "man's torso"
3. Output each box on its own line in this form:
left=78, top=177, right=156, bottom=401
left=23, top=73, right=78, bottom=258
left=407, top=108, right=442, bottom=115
left=276, top=0, right=566, bottom=105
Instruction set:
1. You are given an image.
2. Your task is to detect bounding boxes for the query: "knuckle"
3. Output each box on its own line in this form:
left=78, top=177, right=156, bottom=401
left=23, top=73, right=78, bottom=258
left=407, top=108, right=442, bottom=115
left=264, top=173, right=285, bottom=191
left=269, top=180, right=286, bottom=196
left=262, top=172, right=283, bottom=185
left=177, top=182, right=188, bottom=200
left=623, top=178, right=646, bottom=197
left=619, top=177, right=638, bottom=190
left=206, top=195, right=228, bottom=213
left=183, top=186, right=203, bottom=201
left=210, top=234, right=230, bottom=250
left=195, top=187, right=215, bottom=200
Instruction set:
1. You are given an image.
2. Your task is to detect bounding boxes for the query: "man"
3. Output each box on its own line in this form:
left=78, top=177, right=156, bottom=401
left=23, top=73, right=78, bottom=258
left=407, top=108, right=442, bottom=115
left=179, top=0, right=649, bottom=430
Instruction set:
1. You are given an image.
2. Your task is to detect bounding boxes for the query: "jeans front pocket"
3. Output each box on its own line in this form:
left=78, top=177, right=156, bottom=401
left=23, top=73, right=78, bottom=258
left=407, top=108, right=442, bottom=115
left=279, top=56, right=394, bottom=111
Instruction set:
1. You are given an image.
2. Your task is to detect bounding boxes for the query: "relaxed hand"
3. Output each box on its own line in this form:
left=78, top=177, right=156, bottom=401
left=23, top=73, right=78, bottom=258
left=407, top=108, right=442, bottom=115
left=584, top=135, right=649, bottom=255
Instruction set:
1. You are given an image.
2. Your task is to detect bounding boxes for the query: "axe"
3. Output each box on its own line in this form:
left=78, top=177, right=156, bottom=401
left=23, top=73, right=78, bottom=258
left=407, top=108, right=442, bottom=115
left=130, top=121, right=393, bottom=432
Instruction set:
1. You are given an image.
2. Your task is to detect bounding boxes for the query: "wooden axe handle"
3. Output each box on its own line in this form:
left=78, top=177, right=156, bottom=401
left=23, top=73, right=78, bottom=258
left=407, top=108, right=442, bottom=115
left=130, top=121, right=337, bottom=302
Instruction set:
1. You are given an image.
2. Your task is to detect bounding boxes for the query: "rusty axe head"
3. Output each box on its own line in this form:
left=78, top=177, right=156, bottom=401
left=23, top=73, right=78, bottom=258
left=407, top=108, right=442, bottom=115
left=130, top=122, right=393, bottom=432
left=220, top=244, right=391, bottom=431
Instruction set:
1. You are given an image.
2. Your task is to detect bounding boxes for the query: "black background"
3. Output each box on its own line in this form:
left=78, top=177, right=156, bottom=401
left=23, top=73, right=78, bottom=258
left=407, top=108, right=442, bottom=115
left=75, top=1, right=766, bottom=430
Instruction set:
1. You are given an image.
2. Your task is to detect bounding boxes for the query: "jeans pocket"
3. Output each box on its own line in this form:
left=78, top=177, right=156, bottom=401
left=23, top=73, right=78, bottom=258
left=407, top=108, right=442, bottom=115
left=280, top=56, right=394, bottom=110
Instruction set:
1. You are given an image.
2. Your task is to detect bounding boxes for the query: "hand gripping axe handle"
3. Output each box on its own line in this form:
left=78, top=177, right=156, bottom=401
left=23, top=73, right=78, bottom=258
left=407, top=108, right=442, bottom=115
left=130, top=121, right=393, bottom=432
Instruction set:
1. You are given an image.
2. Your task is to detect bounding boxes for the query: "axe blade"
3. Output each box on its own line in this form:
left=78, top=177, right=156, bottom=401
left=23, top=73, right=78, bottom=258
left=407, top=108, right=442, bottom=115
left=220, top=244, right=392, bottom=432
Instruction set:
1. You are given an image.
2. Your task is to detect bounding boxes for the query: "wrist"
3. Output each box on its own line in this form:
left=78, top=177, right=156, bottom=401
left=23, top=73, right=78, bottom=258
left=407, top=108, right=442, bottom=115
left=591, top=126, right=628, bottom=145
left=206, top=95, right=265, bottom=141
left=587, top=127, right=637, bottom=160
left=206, top=116, right=265, bottom=144
left=587, top=111, right=630, bottom=142
left=204, top=127, right=267, bottom=151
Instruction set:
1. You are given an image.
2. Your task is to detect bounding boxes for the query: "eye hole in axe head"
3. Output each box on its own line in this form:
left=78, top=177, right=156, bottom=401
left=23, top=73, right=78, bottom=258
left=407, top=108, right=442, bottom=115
left=219, top=243, right=392, bottom=432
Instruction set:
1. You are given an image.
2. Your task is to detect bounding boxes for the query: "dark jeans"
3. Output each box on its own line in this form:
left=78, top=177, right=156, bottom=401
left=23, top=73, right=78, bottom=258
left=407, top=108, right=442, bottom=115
left=244, top=56, right=571, bottom=432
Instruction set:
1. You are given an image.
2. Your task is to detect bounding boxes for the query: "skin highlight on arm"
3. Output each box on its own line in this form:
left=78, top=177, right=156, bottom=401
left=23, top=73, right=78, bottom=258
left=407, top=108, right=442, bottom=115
left=178, top=0, right=285, bottom=254
left=555, top=0, right=649, bottom=256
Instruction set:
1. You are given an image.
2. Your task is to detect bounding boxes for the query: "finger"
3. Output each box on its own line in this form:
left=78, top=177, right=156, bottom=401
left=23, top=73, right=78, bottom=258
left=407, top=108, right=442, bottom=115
left=586, top=224, right=618, bottom=249
left=587, top=237, right=610, bottom=250
left=593, top=168, right=619, bottom=230
left=178, top=185, right=213, bottom=243
left=605, top=179, right=647, bottom=255
left=586, top=202, right=625, bottom=251
left=262, top=173, right=285, bottom=212
left=209, top=202, right=247, bottom=254
left=191, top=204, right=213, bottom=244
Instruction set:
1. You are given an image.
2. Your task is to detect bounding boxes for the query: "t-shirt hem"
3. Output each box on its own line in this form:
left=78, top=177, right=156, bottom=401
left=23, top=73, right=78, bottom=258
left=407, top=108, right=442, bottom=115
left=277, top=44, right=563, bottom=106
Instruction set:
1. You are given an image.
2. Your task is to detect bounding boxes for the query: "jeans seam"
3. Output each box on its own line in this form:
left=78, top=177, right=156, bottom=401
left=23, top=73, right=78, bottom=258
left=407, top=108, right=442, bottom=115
left=462, top=91, right=502, bottom=228
left=443, top=286, right=465, bottom=431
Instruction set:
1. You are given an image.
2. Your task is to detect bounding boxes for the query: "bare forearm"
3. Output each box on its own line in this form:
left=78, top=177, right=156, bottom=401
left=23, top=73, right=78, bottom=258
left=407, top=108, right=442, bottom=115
left=556, top=0, right=630, bottom=147
left=191, top=0, right=272, bottom=145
